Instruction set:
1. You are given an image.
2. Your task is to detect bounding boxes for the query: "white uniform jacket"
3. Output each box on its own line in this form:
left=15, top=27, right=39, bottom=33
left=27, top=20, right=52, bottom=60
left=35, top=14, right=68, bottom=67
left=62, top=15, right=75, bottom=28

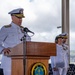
left=0, top=22, right=31, bottom=75
left=50, top=44, right=69, bottom=68
left=62, top=44, right=69, bottom=68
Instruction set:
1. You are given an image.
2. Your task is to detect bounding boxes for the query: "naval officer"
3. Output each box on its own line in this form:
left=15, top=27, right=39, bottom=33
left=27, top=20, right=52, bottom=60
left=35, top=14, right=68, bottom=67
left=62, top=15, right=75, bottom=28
left=0, top=8, right=31, bottom=75
left=61, top=32, right=69, bottom=75
left=50, top=35, right=63, bottom=75
left=50, top=35, right=68, bottom=75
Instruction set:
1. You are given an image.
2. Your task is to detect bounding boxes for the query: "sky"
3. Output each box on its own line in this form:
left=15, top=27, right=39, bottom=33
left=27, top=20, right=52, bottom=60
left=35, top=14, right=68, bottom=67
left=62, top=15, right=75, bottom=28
left=0, top=0, right=75, bottom=51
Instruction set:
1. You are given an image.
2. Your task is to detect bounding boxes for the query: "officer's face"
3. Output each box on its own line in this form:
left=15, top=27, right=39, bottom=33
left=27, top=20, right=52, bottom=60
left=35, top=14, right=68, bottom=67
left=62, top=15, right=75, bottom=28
left=58, top=38, right=62, bottom=44
left=62, top=38, right=67, bottom=43
left=11, top=16, right=22, bottom=26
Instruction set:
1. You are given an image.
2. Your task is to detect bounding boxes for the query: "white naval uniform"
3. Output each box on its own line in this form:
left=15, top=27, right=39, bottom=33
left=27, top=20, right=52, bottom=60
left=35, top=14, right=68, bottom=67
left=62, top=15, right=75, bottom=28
left=0, top=22, right=31, bottom=75
left=50, top=44, right=69, bottom=75
left=62, top=44, right=69, bottom=75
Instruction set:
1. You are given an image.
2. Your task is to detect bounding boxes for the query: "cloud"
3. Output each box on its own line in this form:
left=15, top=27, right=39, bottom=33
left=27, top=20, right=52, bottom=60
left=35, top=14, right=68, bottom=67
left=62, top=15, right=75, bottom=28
left=70, top=31, right=75, bottom=50
left=0, top=0, right=75, bottom=50
left=22, top=0, right=61, bottom=33
left=0, top=0, right=61, bottom=42
left=70, top=0, right=75, bottom=32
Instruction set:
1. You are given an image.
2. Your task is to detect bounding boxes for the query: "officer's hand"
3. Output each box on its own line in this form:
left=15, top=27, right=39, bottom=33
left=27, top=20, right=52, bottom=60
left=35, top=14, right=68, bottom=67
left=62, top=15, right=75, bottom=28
left=53, top=67, right=58, bottom=71
left=2, top=48, right=11, bottom=54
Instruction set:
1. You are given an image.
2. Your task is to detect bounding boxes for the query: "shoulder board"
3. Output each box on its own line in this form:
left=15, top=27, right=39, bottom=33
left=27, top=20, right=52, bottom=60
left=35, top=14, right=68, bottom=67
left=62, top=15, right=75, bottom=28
left=4, top=24, right=11, bottom=28
left=20, top=26, right=24, bottom=28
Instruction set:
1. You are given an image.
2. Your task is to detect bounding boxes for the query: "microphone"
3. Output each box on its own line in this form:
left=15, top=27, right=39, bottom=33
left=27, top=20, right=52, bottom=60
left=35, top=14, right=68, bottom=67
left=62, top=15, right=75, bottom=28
left=23, top=27, right=34, bottom=34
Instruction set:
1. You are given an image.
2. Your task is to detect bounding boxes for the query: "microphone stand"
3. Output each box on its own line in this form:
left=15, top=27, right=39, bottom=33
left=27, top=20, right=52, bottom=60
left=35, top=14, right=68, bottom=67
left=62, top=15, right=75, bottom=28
left=21, top=31, right=27, bottom=75
left=21, top=28, right=34, bottom=75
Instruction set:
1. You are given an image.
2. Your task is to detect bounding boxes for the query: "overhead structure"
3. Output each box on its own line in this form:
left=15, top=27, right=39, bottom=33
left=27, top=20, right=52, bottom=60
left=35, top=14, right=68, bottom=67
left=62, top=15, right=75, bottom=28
left=62, top=0, right=70, bottom=62
left=62, top=0, right=69, bottom=45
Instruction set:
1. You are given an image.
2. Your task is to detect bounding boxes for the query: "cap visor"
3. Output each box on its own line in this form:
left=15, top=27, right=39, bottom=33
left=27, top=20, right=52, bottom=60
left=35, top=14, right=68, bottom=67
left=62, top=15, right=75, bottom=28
left=13, top=14, right=25, bottom=18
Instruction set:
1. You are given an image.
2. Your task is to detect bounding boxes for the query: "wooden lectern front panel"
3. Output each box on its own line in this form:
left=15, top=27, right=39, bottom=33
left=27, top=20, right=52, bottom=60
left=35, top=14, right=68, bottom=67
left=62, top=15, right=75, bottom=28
left=26, top=42, right=56, bottom=56
left=8, top=41, right=56, bottom=57
left=26, top=59, right=49, bottom=75
left=10, top=41, right=56, bottom=75
left=11, top=58, right=23, bottom=75
left=11, top=58, right=49, bottom=75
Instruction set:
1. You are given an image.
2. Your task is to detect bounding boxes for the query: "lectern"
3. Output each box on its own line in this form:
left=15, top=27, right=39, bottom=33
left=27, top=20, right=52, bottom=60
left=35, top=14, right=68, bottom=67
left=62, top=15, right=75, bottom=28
left=6, top=41, right=56, bottom=75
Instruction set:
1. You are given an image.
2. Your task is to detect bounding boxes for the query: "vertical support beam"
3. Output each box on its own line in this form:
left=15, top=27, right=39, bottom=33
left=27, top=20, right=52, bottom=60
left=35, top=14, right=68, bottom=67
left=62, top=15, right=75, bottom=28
left=62, top=0, right=70, bottom=62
